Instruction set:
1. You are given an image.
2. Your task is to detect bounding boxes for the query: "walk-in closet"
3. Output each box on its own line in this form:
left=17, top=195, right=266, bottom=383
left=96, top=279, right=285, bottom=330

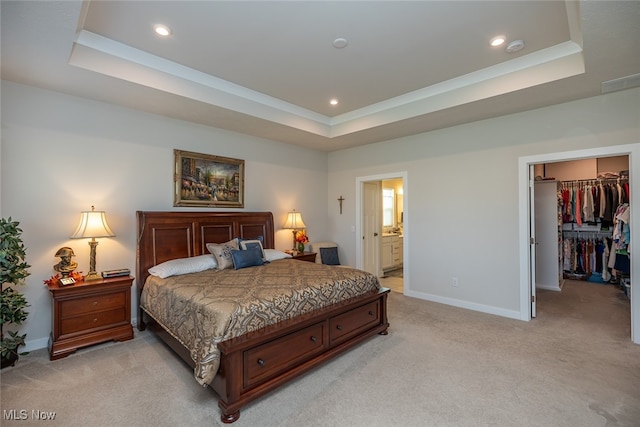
left=534, top=155, right=631, bottom=302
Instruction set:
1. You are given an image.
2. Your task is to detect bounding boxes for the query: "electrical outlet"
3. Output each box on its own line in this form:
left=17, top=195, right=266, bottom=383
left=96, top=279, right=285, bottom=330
left=452, top=277, right=459, bottom=287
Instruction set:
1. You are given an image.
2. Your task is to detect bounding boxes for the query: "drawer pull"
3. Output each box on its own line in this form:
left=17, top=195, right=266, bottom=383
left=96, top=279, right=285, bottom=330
left=368, top=310, right=374, bottom=316
left=310, top=336, right=317, bottom=342
left=336, top=325, right=343, bottom=330
left=93, top=318, right=98, bottom=323
left=257, top=358, right=265, bottom=367
left=92, top=301, right=98, bottom=306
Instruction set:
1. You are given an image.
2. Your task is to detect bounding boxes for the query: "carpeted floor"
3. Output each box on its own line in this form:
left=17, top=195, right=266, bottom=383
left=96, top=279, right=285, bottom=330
left=1, top=280, right=638, bottom=426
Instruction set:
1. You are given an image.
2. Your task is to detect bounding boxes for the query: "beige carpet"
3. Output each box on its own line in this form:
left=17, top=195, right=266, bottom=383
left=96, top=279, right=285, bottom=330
left=1, top=280, right=638, bottom=426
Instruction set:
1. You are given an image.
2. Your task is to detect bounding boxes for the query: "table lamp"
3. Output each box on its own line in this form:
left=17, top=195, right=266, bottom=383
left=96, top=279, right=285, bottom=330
left=70, top=206, right=115, bottom=281
left=282, top=209, right=306, bottom=251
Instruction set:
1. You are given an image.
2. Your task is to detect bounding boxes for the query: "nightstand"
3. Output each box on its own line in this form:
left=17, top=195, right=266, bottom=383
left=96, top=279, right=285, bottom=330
left=291, top=252, right=317, bottom=263
left=48, top=276, right=134, bottom=360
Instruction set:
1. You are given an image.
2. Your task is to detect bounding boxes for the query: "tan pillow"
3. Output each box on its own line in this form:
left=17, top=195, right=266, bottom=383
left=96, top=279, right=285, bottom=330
left=206, top=239, right=239, bottom=270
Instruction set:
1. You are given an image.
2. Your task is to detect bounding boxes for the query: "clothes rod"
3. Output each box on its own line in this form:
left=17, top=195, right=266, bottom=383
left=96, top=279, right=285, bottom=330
left=560, top=177, right=628, bottom=184
left=562, top=229, right=612, bottom=234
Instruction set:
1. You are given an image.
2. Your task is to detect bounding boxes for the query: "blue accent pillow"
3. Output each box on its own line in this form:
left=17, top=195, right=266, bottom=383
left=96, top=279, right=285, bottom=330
left=231, top=247, right=264, bottom=269
left=320, top=247, right=340, bottom=265
left=238, top=239, right=266, bottom=261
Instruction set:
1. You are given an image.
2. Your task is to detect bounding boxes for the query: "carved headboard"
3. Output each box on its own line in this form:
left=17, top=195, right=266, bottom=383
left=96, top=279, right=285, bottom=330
left=136, top=211, right=275, bottom=293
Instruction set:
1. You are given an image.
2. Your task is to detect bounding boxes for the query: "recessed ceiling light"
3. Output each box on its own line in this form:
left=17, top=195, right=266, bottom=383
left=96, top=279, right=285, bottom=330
left=329, top=99, right=339, bottom=106
left=505, top=39, right=525, bottom=53
left=490, top=35, right=506, bottom=47
left=333, top=38, right=348, bottom=49
left=153, top=24, right=172, bottom=37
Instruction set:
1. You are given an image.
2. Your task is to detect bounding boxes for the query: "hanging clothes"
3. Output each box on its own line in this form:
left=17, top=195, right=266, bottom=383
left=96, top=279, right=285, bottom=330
left=612, top=203, right=631, bottom=276
left=559, top=177, right=629, bottom=286
left=560, top=179, right=628, bottom=228
left=562, top=233, right=611, bottom=282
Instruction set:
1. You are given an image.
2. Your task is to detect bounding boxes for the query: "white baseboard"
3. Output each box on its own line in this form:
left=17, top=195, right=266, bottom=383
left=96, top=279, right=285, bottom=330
left=536, top=284, right=562, bottom=291
left=404, top=290, right=522, bottom=320
left=24, top=337, right=49, bottom=352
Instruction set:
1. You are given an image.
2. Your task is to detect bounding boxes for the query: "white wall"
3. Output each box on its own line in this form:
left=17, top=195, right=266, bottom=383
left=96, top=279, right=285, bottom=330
left=327, top=88, right=640, bottom=322
left=3, top=80, right=639, bottom=351
left=0, top=81, right=329, bottom=351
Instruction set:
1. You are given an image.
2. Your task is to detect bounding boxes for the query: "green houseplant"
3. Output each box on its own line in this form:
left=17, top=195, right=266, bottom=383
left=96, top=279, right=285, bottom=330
left=0, top=217, right=31, bottom=368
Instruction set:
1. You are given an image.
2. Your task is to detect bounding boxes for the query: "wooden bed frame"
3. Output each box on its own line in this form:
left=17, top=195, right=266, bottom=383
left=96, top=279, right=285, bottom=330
left=136, top=211, right=389, bottom=423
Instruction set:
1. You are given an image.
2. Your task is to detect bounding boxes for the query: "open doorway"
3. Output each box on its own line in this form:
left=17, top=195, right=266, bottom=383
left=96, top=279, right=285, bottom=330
left=356, top=172, right=408, bottom=294
left=379, top=178, right=404, bottom=293
left=533, top=156, right=631, bottom=333
left=519, top=144, right=639, bottom=344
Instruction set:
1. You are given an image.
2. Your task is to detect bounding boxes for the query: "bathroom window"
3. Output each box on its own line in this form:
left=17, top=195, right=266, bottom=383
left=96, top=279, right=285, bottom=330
left=382, top=188, right=395, bottom=227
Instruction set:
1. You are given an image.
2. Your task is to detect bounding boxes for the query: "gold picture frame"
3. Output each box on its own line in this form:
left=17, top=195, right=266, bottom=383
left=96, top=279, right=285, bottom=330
left=174, top=150, right=245, bottom=208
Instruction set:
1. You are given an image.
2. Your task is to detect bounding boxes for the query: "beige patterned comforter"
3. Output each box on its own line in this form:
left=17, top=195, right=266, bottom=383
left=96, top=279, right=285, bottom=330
left=140, top=259, right=380, bottom=386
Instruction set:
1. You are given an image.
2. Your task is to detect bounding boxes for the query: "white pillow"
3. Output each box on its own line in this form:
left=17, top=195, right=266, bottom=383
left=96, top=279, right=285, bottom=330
left=264, top=249, right=292, bottom=262
left=148, top=254, right=217, bottom=278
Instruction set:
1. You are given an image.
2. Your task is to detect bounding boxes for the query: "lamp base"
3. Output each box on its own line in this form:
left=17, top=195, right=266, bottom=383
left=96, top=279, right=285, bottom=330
left=85, top=239, right=101, bottom=281
left=84, top=272, right=102, bottom=281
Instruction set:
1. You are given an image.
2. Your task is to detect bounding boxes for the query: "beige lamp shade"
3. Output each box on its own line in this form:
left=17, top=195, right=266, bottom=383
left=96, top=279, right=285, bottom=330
left=282, top=210, right=306, bottom=230
left=70, top=206, right=115, bottom=280
left=70, top=207, right=115, bottom=239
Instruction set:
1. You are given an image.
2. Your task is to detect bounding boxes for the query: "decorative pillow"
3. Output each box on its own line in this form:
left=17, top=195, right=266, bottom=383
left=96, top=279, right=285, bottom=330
left=264, top=249, right=292, bottom=262
left=148, top=254, right=217, bottom=278
left=239, top=239, right=265, bottom=260
left=231, top=247, right=264, bottom=270
left=206, top=239, right=239, bottom=270
left=320, top=247, right=340, bottom=265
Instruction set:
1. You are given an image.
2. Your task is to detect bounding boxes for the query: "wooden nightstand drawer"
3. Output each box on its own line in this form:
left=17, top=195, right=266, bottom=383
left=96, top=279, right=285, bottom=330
left=60, top=292, right=126, bottom=317
left=60, top=307, right=127, bottom=335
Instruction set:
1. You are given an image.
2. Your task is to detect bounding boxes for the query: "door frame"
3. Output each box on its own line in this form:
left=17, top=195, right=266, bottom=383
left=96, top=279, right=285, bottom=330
left=356, top=171, right=408, bottom=288
left=529, top=164, right=537, bottom=318
left=518, top=143, right=640, bottom=344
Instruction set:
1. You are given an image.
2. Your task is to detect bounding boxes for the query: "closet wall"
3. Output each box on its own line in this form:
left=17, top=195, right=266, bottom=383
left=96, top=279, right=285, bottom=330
left=534, top=181, right=563, bottom=291
left=543, top=156, right=629, bottom=180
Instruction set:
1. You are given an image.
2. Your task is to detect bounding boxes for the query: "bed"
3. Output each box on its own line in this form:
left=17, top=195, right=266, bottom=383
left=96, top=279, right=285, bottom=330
left=136, top=211, right=389, bottom=423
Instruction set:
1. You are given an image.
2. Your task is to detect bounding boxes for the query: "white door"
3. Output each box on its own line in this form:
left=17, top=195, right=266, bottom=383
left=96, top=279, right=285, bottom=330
left=362, top=181, right=381, bottom=276
left=529, top=165, right=537, bottom=317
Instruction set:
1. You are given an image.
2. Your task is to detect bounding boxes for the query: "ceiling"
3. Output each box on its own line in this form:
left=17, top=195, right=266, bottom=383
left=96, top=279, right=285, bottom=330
left=2, top=1, right=639, bottom=152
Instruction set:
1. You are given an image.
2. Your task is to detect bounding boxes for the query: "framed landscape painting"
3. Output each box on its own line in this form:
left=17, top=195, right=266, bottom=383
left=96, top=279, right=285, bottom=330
left=174, top=150, right=245, bottom=208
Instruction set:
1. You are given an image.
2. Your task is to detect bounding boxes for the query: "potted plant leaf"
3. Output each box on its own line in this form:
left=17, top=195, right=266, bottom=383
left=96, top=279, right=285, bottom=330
left=0, top=217, right=31, bottom=368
